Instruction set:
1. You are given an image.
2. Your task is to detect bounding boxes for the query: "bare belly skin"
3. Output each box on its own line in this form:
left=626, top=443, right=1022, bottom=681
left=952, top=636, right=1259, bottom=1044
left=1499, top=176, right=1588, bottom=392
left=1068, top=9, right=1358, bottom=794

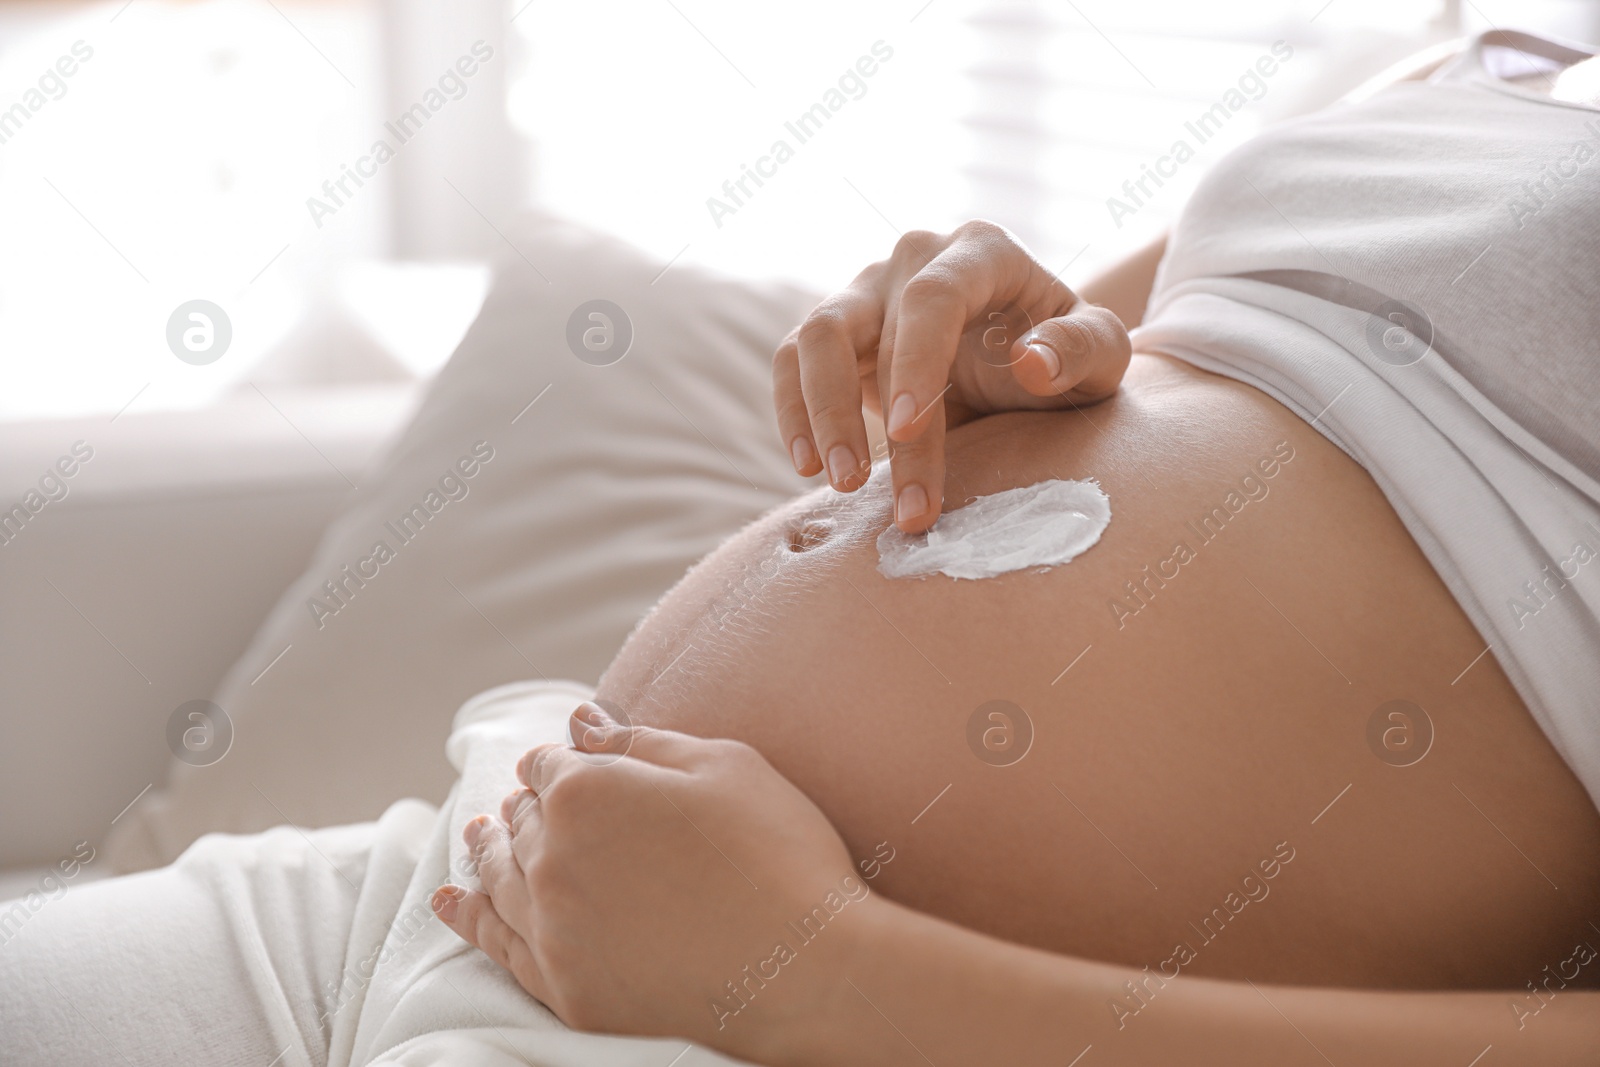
left=596, top=354, right=1600, bottom=991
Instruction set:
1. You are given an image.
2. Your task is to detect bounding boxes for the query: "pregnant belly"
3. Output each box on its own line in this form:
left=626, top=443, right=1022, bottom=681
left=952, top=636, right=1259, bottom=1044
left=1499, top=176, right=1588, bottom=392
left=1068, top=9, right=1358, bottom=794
left=596, top=354, right=1600, bottom=990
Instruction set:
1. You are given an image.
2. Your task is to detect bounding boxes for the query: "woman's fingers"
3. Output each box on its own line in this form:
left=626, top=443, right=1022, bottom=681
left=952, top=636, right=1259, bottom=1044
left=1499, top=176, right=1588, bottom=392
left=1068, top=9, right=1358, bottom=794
left=882, top=222, right=1017, bottom=443
left=772, top=334, right=822, bottom=477
left=877, top=251, right=994, bottom=533
left=876, top=269, right=966, bottom=533
left=882, top=270, right=971, bottom=443
left=432, top=886, right=552, bottom=1004
left=566, top=700, right=640, bottom=763
left=783, top=282, right=885, bottom=492
left=515, top=743, right=584, bottom=795
left=796, top=307, right=874, bottom=491
left=502, top=789, right=546, bottom=870
left=878, top=224, right=1044, bottom=531
left=564, top=702, right=715, bottom=771
left=884, top=414, right=945, bottom=533
left=499, top=787, right=540, bottom=833
left=775, top=220, right=1128, bottom=534
left=1010, top=303, right=1132, bottom=402
left=464, top=814, right=530, bottom=921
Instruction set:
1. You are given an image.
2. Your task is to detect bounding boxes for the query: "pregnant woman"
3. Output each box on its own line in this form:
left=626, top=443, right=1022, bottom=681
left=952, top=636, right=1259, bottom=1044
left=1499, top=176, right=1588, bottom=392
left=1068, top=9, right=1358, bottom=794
left=4, top=28, right=1597, bottom=1067
left=434, top=28, right=1600, bottom=1064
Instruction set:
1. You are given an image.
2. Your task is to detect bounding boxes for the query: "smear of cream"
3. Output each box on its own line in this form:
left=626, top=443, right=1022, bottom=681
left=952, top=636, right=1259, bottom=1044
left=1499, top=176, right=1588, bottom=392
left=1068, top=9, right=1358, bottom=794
left=876, top=479, right=1111, bottom=580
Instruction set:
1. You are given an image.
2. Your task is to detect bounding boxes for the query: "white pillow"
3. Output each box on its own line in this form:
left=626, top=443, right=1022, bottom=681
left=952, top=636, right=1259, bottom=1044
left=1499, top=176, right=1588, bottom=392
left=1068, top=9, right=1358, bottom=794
left=107, top=213, right=822, bottom=872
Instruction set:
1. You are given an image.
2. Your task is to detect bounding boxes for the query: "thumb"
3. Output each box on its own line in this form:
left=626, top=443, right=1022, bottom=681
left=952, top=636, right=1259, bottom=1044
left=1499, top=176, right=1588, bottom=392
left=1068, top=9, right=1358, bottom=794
left=1009, top=303, right=1131, bottom=403
left=568, top=701, right=707, bottom=770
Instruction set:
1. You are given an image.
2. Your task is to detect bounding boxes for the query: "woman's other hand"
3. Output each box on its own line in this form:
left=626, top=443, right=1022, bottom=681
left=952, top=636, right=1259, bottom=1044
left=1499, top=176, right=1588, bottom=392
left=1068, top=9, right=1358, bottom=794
left=432, top=701, right=877, bottom=1060
left=772, top=219, right=1132, bottom=533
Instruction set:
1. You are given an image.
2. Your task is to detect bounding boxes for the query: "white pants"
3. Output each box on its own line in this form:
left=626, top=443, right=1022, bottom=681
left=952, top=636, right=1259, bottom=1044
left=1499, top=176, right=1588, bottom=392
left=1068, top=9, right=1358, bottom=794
left=0, top=681, right=744, bottom=1067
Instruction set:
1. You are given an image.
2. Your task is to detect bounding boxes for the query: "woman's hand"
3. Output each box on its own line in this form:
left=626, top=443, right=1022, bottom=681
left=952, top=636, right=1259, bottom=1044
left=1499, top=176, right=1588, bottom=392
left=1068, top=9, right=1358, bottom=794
left=432, top=702, right=877, bottom=1061
left=773, top=219, right=1132, bottom=534
left=433, top=704, right=1600, bottom=1067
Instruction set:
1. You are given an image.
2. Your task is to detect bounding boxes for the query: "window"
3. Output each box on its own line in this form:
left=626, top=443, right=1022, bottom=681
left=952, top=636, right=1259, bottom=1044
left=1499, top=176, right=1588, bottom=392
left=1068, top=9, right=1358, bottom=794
left=0, top=0, right=487, bottom=423
left=6, top=0, right=1538, bottom=423
left=508, top=0, right=1455, bottom=289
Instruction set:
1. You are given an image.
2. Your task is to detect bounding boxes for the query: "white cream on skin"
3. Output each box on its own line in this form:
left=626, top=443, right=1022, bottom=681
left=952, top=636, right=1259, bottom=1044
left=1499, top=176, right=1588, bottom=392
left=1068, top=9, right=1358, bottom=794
left=876, top=478, right=1111, bottom=580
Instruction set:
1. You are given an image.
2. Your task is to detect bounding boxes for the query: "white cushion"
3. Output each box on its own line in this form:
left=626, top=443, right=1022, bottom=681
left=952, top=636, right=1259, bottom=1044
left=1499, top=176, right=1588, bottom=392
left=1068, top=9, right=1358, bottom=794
left=106, top=213, right=822, bottom=872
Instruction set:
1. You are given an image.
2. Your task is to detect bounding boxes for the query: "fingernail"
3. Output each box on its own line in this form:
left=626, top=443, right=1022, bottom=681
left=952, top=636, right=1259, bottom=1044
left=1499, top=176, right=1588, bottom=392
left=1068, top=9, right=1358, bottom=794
left=1026, top=342, right=1060, bottom=380
left=462, top=815, right=485, bottom=849
left=896, top=483, right=928, bottom=526
left=578, top=700, right=614, bottom=727
left=573, top=706, right=613, bottom=752
left=827, top=445, right=858, bottom=489
left=790, top=437, right=816, bottom=474
left=886, top=393, right=917, bottom=438
left=432, top=885, right=462, bottom=921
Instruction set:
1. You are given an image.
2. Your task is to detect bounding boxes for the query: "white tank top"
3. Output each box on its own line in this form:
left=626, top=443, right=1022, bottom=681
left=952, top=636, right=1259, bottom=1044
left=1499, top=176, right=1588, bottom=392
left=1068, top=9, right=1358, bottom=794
left=1156, top=29, right=1600, bottom=479
left=1133, top=30, right=1600, bottom=811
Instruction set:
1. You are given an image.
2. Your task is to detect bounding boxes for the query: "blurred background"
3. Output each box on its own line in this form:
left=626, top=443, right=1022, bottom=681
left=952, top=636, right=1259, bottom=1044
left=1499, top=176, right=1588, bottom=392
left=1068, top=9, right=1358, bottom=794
left=2, top=0, right=1598, bottom=872
left=2, top=0, right=1598, bottom=425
